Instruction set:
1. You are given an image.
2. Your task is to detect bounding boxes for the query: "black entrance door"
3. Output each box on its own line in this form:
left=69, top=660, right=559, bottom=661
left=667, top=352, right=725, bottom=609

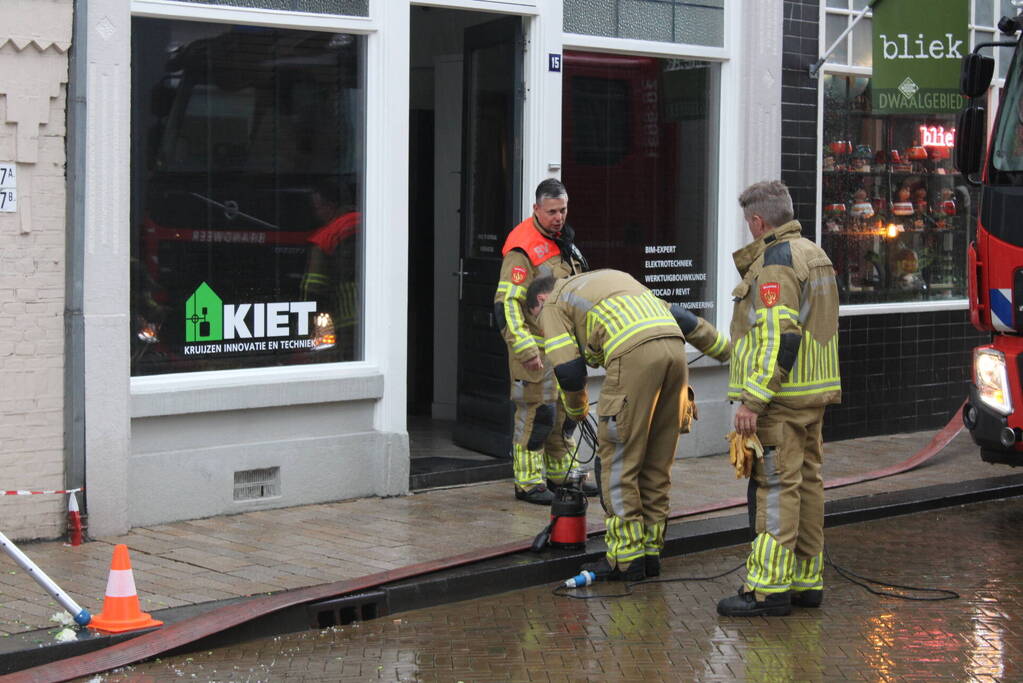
left=452, top=16, right=524, bottom=457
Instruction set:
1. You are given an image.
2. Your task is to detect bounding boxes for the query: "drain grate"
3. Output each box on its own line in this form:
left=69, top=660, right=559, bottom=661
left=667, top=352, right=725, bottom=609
left=307, top=590, right=387, bottom=629
left=233, top=467, right=280, bottom=501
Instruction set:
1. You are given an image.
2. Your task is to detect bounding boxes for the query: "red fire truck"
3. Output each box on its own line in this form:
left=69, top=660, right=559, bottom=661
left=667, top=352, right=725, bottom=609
left=955, top=13, right=1023, bottom=464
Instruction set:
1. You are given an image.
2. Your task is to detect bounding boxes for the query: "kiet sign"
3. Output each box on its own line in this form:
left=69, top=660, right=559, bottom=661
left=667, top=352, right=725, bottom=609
left=872, top=0, right=968, bottom=114
left=184, top=282, right=317, bottom=355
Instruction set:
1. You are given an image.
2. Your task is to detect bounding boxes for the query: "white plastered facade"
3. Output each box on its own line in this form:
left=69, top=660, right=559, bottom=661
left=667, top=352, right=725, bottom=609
left=5, top=0, right=785, bottom=538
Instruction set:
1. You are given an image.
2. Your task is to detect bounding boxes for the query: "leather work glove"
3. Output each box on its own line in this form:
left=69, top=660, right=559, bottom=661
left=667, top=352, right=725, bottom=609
left=680, top=386, right=698, bottom=434
left=726, top=431, right=764, bottom=479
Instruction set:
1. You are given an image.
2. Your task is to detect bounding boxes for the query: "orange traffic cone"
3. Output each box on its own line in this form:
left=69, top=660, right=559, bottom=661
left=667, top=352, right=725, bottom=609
left=88, top=544, right=163, bottom=633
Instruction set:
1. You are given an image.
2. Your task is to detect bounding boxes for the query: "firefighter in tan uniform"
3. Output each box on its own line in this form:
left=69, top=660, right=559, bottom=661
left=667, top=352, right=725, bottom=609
left=528, top=269, right=730, bottom=580
left=300, top=182, right=359, bottom=360
left=494, top=179, right=589, bottom=505
left=717, top=181, right=841, bottom=617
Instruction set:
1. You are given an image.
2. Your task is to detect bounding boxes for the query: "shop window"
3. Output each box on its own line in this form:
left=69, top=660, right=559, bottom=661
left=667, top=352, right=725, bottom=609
left=569, top=76, right=630, bottom=166
left=563, top=0, right=724, bottom=47
left=822, top=75, right=972, bottom=305
left=130, top=19, right=364, bottom=375
left=562, top=52, right=718, bottom=318
left=174, top=0, right=368, bottom=16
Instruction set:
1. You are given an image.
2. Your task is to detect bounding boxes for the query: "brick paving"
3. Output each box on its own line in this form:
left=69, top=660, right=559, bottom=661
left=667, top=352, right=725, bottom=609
left=0, top=427, right=1007, bottom=640
left=94, top=497, right=1023, bottom=681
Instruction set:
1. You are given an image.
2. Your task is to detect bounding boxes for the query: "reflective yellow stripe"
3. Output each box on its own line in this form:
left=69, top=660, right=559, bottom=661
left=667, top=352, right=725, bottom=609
left=606, top=516, right=645, bottom=563
left=745, top=533, right=795, bottom=593
left=776, top=382, right=841, bottom=396
left=605, top=320, right=679, bottom=357
left=747, top=306, right=794, bottom=400
left=729, top=324, right=840, bottom=400
left=706, top=331, right=728, bottom=358
left=586, top=292, right=679, bottom=359
left=498, top=281, right=536, bottom=355
left=544, top=333, right=574, bottom=354
left=565, top=402, right=586, bottom=418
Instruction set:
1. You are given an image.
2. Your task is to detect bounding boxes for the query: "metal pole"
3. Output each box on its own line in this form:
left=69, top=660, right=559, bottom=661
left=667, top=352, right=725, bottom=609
left=0, top=531, right=91, bottom=626
left=65, top=0, right=88, bottom=514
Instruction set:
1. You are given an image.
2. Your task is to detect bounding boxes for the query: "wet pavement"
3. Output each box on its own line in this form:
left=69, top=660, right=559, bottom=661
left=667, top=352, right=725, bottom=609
left=90, top=496, right=1023, bottom=682
left=0, top=428, right=995, bottom=639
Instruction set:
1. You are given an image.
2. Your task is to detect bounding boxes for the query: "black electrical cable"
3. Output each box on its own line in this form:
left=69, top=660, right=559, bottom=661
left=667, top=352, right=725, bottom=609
left=824, top=546, right=959, bottom=601
left=557, top=404, right=959, bottom=604
left=553, top=548, right=959, bottom=602
left=560, top=408, right=600, bottom=478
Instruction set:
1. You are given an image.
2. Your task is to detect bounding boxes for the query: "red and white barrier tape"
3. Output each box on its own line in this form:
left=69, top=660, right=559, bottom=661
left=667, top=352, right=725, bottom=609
left=1, top=488, right=83, bottom=496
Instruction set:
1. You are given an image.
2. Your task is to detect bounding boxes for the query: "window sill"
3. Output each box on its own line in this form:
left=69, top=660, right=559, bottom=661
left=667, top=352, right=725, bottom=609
left=839, top=299, right=968, bottom=316
left=130, top=363, right=384, bottom=418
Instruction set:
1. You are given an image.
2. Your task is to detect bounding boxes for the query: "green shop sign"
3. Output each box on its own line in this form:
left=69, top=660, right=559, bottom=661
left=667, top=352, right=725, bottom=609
left=872, top=0, right=968, bottom=114
left=183, top=282, right=319, bottom=355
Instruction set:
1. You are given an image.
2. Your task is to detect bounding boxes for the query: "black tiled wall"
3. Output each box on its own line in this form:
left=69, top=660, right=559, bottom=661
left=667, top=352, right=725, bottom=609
left=780, top=2, right=988, bottom=440
left=825, top=310, right=988, bottom=441
left=782, top=0, right=820, bottom=239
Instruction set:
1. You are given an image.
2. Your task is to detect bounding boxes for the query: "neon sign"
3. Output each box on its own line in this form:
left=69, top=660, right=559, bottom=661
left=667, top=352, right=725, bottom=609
left=920, top=125, right=955, bottom=147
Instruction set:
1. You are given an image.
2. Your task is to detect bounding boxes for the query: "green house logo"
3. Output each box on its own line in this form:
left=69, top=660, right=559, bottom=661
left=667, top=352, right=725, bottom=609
left=185, top=282, right=223, bottom=342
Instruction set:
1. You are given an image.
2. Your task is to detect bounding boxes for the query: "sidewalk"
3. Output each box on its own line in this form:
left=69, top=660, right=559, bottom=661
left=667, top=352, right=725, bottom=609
left=0, top=427, right=1005, bottom=639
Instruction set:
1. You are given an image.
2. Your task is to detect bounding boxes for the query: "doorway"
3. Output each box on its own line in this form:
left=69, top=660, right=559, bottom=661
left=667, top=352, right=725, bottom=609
left=407, top=6, right=524, bottom=489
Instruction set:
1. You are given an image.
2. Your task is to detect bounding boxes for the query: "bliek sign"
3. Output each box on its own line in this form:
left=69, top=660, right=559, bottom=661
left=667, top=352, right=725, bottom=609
left=872, top=0, right=969, bottom=114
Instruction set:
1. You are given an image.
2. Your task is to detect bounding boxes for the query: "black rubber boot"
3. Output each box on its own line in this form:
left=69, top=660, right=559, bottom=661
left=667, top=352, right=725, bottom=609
left=717, top=589, right=792, bottom=617
left=515, top=486, right=553, bottom=505
left=790, top=589, right=823, bottom=607
left=645, top=555, right=660, bottom=577
left=580, top=556, right=646, bottom=582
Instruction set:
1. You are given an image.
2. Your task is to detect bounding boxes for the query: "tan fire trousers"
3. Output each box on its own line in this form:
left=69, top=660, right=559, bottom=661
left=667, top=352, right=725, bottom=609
left=596, top=337, right=687, bottom=569
left=511, top=363, right=575, bottom=491
left=746, top=404, right=826, bottom=595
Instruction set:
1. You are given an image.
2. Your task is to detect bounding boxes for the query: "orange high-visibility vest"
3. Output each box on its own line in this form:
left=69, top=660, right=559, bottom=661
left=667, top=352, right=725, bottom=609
left=502, top=217, right=560, bottom=266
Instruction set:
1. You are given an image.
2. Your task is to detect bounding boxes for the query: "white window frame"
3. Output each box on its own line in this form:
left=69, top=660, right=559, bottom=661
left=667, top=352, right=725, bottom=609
left=126, top=0, right=396, bottom=422
left=815, top=1, right=1013, bottom=316
left=560, top=6, right=739, bottom=331
left=132, top=0, right=377, bottom=30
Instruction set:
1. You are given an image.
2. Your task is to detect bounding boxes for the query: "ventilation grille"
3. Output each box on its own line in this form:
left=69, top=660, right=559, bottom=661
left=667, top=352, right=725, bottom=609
left=307, top=591, right=387, bottom=629
left=234, top=467, right=280, bottom=501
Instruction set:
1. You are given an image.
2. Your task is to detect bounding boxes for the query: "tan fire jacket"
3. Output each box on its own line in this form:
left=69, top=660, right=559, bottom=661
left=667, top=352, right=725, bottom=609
left=540, top=269, right=730, bottom=418
left=728, top=220, right=842, bottom=413
left=494, top=217, right=584, bottom=382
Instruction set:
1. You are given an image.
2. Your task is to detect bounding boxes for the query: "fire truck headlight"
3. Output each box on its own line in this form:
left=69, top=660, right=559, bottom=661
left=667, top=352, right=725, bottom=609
left=976, top=348, right=1013, bottom=416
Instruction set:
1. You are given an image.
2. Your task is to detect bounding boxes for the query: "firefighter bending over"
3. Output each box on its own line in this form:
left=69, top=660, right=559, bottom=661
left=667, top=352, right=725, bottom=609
left=717, top=181, right=841, bottom=617
left=528, top=269, right=730, bottom=580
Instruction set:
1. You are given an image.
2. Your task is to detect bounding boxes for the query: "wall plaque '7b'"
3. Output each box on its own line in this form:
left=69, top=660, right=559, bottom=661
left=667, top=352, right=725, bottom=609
left=0, top=163, right=16, bottom=213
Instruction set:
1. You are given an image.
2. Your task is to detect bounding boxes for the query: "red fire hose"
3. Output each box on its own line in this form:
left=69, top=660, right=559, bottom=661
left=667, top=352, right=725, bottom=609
left=7, top=407, right=964, bottom=682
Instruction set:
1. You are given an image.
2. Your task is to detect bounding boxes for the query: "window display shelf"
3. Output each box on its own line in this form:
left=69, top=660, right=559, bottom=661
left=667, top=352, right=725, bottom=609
left=822, top=74, right=971, bottom=305
left=823, top=169, right=956, bottom=176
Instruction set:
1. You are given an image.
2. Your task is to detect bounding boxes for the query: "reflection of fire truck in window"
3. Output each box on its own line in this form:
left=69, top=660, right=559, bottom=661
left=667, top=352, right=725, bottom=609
left=132, top=23, right=361, bottom=374
left=562, top=51, right=713, bottom=312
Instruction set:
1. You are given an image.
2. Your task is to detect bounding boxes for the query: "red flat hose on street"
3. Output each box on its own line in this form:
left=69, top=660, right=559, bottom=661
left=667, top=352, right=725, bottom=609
left=8, top=405, right=964, bottom=682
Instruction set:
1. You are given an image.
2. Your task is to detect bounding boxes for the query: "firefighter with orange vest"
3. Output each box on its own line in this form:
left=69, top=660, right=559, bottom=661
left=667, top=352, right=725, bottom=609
left=494, top=179, right=591, bottom=505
